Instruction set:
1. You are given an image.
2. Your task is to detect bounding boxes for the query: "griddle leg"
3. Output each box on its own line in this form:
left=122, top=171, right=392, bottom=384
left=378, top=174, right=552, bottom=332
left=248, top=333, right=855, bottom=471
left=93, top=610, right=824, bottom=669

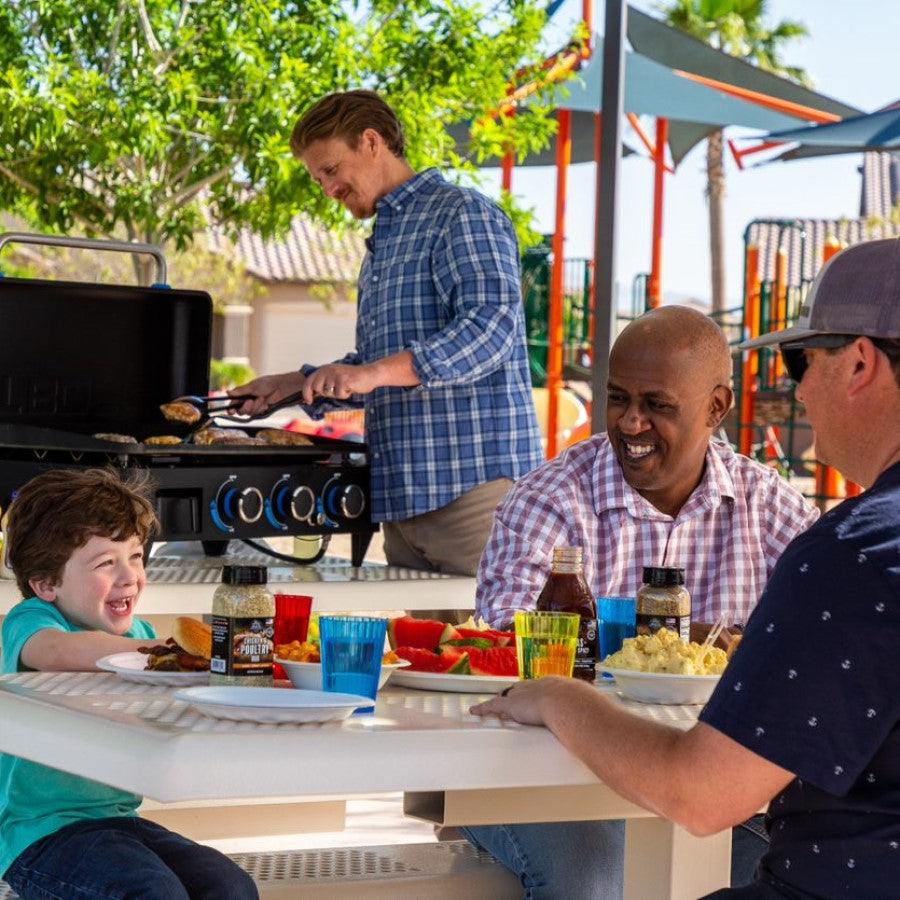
left=351, top=530, right=375, bottom=567
left=202, top=539, right=230, bottom=557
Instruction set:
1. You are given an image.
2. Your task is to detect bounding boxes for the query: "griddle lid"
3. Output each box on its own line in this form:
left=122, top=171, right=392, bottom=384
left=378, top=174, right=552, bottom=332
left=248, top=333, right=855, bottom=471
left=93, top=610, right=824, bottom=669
left=0, top=275, right=212, bottom=439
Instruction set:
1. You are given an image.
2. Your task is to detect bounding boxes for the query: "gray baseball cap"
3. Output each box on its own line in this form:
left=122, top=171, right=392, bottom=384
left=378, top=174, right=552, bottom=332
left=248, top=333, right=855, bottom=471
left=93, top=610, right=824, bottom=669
left=740, top=237, right=900, bottom=350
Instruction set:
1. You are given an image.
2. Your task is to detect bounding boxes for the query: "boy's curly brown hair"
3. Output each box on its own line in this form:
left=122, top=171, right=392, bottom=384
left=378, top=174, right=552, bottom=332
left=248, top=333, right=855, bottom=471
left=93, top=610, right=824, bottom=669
left=6, top=468, right=158, bottom=599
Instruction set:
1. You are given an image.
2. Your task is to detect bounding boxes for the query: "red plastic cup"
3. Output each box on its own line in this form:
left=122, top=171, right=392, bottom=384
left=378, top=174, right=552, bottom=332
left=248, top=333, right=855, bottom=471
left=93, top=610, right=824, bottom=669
left=273, top=594, right=313, bottom=680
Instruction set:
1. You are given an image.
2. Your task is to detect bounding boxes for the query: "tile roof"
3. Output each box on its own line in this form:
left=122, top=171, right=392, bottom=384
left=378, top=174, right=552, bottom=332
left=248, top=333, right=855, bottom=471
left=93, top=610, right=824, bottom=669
left=743, top=144, right=899, bottom=290
left=860, top=151, right=900, bottom=219
left=746, top=216, right=900, bottom=286
left=208, top=217, right=366, bottom=285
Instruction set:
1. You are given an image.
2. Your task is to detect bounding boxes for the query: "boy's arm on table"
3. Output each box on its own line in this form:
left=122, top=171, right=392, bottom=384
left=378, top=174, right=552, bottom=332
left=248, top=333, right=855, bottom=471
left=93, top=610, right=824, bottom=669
left=20, top=629, right=158, bottom=672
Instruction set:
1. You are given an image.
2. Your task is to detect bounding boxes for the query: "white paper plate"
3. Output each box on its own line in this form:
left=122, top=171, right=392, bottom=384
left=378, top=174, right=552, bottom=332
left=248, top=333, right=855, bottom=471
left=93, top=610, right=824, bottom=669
left=390, top=670, right=519, bottom=694
left=277, top=658, right=410, bottom=691
left=96, top=651, right=209, bottom=686
left=599, top=667, right=720, bottom=705
left=173, top=686, right=374, bottom=723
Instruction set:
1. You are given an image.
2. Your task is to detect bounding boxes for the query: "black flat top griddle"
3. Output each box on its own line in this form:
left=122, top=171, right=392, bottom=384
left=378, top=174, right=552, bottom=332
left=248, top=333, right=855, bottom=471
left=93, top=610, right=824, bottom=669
left=0, top=275, right=211, bottom=438
left=0, top=423, right=363, bottom=460
left=0, top=270, right=365, bottom=461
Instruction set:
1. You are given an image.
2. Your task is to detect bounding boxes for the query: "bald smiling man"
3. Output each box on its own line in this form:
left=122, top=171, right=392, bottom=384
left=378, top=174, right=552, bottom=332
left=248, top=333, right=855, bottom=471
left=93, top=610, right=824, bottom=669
left=469, top=306, right=819, bottom=898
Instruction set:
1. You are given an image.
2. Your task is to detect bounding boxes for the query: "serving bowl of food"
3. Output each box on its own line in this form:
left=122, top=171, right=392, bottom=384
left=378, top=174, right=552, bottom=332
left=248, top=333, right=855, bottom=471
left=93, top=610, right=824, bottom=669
left=598, top=668, right=721, bottom=705
left=278, top=659, right=410, bottom=691
left=276, top=641, right=409, bottom=691
left=599, top=628, right=728, bottom=705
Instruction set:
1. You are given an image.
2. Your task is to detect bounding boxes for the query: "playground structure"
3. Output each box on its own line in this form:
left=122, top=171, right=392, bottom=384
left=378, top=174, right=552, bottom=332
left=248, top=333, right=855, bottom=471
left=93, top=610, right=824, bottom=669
left=521, top=215, right=900, bottom=511
left=490, top=4, right=851, bottom=459
left=522, top=240, right=592, bottom=386
left=464, top=5, right=891, bottom=508
left=734, top=218, right=900, bottom=507
left=522, top=240, right=651, bottom=391
left=531, top=385, right=589, bottom=454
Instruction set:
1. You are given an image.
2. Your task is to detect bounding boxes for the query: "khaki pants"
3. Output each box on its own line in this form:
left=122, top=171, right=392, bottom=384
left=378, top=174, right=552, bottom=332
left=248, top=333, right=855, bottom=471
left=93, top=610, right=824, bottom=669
left=382, top=478, right=513, bottom=577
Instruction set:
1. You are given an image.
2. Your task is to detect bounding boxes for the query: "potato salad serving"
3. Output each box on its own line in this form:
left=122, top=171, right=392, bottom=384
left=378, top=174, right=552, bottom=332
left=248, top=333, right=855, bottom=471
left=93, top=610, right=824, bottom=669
left=603, top=627, right=728, bottom=675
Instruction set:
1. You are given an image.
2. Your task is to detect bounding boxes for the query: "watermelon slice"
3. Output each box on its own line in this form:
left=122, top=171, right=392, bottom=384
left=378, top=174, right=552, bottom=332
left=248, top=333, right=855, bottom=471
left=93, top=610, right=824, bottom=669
left=395, top=645, right=471, bottom=674
left=394, top=647, right=445, bottom=672
left=488, top=630, right=516, bottom=648
left=466, top=646, right=519, bottom=677
left=387, top=615, right=460, bottom=650
left=439, top=646, right=472, bottom=674
left=454, top=627, right=516, bottom=647
left=442, top=637, right=495, bottom=650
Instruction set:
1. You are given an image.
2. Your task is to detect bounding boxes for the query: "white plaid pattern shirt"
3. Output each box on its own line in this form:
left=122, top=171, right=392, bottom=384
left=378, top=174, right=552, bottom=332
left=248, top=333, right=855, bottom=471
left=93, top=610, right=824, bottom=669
left=475, top=435, right=819, bottom=627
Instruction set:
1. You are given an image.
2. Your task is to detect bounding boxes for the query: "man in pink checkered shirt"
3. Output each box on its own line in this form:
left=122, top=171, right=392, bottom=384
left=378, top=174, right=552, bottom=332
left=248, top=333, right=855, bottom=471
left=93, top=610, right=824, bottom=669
left=475, top=305, right=817, bottom=632
left=465, top=306, right=818, bottom=898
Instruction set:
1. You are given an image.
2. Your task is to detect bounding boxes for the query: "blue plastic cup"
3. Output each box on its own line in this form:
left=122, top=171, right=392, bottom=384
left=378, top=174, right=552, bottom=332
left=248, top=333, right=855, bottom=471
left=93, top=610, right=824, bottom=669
left=597, top=597, right=637, bottom=661
left=318, top=615, right=388, bottom=701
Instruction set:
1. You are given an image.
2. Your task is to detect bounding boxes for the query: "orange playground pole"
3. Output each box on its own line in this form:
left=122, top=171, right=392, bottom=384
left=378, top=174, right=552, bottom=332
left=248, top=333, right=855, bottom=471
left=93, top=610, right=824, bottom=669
left=816, top=240, right=849, bottom=498
left=586, top=111, right=601, bottom=357
left=647, top=117, right=669, bottom=308
left=773, top=248, right=788, bottom=380
left=844, top=480, right=862, bottom=498
left=825, top=468, right=843, bottom=499
left=501, top=149, right=514, bottom=192
left=822, top=235, right=844, bottom=264
left=546, top=108, right=572, bottom=459
left=815, top=464, right=844, bottom=509
left=739, top=244, right=761, bottom=456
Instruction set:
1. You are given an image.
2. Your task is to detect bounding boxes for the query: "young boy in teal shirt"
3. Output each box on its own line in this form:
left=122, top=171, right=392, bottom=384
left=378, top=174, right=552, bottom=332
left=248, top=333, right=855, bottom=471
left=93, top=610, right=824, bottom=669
left=1, top=468, right=257, bottom=899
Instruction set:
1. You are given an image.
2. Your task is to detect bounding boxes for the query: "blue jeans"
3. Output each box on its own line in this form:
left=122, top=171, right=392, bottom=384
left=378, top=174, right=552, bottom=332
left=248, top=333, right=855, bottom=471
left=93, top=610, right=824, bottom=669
left=462, top=816, right=767, bottom=899
left=4, top=816, right=259, bottom=900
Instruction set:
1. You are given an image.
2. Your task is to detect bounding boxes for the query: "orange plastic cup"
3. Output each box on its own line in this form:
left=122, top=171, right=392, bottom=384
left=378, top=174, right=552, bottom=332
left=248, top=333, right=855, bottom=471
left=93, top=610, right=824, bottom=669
left=273, top=594, right=313, bottom=679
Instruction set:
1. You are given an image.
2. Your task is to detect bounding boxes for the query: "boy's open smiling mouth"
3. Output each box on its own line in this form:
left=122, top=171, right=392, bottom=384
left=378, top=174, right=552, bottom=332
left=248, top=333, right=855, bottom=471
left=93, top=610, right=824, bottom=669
left=106, top=596, right=134, bottom=615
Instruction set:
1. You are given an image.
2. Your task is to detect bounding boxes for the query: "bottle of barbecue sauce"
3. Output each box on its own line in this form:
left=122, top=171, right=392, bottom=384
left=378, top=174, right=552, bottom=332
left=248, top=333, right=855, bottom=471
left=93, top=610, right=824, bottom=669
left=536, top=546, right=598, bottom=681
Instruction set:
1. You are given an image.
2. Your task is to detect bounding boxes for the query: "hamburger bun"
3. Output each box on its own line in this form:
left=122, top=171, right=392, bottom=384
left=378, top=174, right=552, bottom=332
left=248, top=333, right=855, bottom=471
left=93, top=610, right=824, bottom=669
left=172, top=617, right=212, bottom=660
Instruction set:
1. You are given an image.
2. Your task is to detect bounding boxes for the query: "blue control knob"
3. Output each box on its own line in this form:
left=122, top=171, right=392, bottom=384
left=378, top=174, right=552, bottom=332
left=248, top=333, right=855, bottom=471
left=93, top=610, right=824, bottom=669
left=325, top=483, right=365, bottom=519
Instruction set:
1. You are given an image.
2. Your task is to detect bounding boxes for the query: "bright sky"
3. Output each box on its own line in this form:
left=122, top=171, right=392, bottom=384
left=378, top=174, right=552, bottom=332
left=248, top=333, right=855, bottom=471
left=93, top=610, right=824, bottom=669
left=480, top=0, right=899, bottom=308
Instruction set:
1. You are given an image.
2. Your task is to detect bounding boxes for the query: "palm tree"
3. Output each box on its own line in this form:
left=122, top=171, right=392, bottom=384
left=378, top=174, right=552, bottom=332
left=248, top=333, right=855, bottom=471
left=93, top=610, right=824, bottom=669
left=658, top=0, right=809, bottom=314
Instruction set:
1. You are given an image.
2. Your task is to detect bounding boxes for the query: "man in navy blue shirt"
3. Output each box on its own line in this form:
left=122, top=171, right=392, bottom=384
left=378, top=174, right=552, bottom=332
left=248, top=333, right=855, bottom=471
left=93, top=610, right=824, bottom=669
left=471, top=237, right=900, bottom=899
left=232, top=90, right=542, bottom=575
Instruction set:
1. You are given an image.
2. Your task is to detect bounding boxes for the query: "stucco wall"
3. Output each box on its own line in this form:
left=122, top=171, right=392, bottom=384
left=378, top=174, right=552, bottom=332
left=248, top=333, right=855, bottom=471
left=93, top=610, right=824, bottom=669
left=247, top=282, right=357, bottom=375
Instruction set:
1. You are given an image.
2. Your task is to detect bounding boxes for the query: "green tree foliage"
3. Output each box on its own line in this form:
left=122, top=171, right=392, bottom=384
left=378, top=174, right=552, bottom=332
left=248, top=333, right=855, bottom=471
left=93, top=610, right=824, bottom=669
left=0, top=1, right=561, bottom=279
left=657, top=0, right=808, bottom=313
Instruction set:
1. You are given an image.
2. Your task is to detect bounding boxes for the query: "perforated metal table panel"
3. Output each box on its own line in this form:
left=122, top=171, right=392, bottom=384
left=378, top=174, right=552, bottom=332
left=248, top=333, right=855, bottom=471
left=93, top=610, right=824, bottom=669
left=0, top=549, right=477, bottom=616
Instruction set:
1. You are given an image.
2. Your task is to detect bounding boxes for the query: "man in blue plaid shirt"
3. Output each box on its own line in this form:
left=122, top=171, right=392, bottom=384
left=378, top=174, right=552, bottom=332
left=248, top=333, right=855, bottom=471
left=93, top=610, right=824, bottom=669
left=232, top=91, right=543, bottom=574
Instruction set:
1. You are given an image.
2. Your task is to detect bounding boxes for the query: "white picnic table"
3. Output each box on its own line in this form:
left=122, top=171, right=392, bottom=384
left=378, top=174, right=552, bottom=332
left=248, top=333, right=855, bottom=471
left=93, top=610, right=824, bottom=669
left=0, top=671, right=730, bottom=899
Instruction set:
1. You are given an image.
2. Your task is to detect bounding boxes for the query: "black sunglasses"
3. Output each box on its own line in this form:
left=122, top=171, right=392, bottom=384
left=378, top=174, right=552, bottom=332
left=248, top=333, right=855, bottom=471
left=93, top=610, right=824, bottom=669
left=780, top=334, right=900, bottom=384
left=779, top=334, right=857, bottom=384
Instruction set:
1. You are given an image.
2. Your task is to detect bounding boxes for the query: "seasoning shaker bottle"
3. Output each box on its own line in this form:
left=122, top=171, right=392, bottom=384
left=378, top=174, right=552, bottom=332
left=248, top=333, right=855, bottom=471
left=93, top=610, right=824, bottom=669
left=536, top=546, right=598, bottom=681
left=635, top=566, right=691, bottom=642
left=210, top=565, right=276, bottom=687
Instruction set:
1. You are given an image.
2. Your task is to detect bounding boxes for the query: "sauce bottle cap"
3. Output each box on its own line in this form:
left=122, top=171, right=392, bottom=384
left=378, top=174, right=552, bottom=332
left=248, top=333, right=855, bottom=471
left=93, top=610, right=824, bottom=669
left=221, top=564, right=268, bottom=585
left=641, top=566, right=685, bottom=587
